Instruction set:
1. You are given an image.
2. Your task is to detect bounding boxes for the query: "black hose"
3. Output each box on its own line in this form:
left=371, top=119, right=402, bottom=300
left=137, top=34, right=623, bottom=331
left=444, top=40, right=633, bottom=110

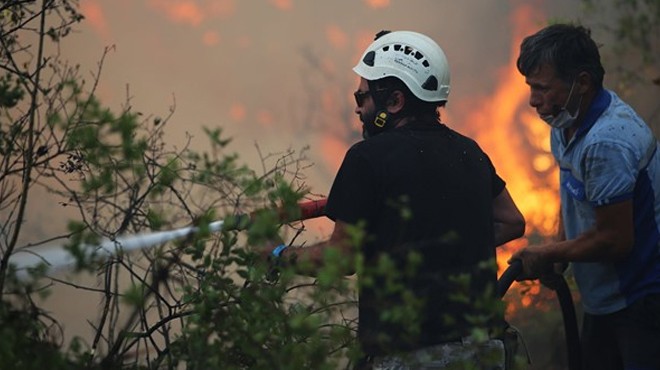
left=498, top=259, right=523, bottom=298
left=539, top=272, right=581, bottom=370
left=497, top=260, right=581, bottom=370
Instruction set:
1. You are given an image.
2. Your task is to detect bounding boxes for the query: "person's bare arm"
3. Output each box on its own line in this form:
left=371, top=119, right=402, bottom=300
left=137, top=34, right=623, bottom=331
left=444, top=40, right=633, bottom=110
left=511, top=200, right=634, bottom=280
left=493, top=187, right=526, bottom=246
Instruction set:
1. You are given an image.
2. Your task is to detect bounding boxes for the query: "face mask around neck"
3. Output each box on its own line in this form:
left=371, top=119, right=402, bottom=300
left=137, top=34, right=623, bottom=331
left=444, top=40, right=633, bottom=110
left=540, top=80, right=582, bottom=129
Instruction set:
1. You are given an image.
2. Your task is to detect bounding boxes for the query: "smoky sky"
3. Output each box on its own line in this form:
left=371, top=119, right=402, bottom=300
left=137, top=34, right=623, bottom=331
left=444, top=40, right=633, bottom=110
left=68, top=1, right=575, bottom=178
left=12, top=0, right=581, bottom=244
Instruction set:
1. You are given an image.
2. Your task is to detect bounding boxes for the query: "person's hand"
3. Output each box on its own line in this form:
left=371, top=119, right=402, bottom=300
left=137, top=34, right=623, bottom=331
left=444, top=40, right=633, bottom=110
left=538, top=262, right=569, bottom=290
left=508, top=245, right=553, bottom=281
left=251, top=237, right=291, bottom=282
left=252, top=237, right=285, bottom=261
left=552, top=261, right=568, bottom=274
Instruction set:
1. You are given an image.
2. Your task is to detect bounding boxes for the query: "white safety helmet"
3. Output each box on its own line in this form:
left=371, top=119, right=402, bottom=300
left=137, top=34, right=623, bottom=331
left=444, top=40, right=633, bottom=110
left=353, top=30, right=450, bottom=103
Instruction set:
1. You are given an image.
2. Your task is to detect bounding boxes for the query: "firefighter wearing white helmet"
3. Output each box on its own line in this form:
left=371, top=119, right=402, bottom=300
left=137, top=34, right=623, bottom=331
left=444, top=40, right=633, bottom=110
left=352, top=30, right=453, bottom=138
left=260, top=29, right=525, bottom=370
left=353, top=30, right=451, bottom=103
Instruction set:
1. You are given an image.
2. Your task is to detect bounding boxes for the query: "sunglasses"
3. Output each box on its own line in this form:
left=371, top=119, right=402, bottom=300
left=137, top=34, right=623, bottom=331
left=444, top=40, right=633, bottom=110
left=353, top=90, right=372, bottom=107
left=353, top=88, right=389, bottom=107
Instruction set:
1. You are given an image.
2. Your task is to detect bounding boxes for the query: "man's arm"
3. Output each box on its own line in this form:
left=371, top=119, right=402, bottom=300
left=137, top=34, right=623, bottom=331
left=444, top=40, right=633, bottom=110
left=545, top=200, right=634, bottom=262
left=493, top=187, right=526, bottom=246
left=511, top=200, right=634, bottom=279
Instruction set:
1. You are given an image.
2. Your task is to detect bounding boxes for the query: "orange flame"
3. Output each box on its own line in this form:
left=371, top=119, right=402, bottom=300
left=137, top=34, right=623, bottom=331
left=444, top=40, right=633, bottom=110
left=461, top=5, right=561, bottom=314
left=468, top=5, right=559, bottom=240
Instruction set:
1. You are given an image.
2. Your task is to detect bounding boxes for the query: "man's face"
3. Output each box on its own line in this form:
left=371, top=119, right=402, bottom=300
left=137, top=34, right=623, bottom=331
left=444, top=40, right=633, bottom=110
left=354, top=78, right=377, bottom=138
left=524, top=64, right=576, bottom=117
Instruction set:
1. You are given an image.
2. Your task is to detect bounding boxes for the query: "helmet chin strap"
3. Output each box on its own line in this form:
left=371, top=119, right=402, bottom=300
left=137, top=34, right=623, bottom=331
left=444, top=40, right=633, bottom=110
left=363, top=81, right=396, bottom=138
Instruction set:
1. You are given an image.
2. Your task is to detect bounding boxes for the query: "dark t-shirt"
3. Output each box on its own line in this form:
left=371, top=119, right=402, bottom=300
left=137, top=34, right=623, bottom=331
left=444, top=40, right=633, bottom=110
left=325, top=120, right=506, bottom=356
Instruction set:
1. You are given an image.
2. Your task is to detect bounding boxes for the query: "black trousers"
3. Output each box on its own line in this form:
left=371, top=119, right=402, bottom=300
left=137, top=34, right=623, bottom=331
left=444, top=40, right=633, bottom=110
left=581, top=293, right=660, bottom=370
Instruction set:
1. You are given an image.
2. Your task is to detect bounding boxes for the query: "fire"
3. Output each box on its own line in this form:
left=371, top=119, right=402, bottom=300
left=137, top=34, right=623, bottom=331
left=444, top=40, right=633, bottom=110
left=469, top=6, right=559, bottom=237
left=461, top=5, right=561, bottom=313
left=463, top=5, right=559, bottom=248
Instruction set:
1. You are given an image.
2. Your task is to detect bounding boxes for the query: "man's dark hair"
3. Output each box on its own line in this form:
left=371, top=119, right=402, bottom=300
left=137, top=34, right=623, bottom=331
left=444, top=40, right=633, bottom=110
left=516, top=23, right=605, bottom=88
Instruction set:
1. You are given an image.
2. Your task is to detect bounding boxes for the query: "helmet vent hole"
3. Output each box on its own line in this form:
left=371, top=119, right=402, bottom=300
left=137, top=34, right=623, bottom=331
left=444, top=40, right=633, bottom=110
left=394, top=44, right=402, bottom=51
left=382, top=46, right=390, bottom=51
left=422, top=76, right=438, bottom=91
left=415, top=51, right=423, bottom=60
left=422, top=60, right=430, bottom=68
left=362, top=51, right=376, bottom=67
